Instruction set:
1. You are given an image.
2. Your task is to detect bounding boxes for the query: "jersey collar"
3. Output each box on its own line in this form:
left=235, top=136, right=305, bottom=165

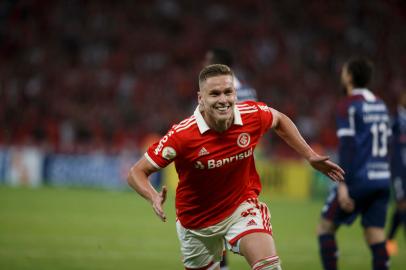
left=351, top=88, right=376, bottom=102
left=193, top=105, right=243, bottom=134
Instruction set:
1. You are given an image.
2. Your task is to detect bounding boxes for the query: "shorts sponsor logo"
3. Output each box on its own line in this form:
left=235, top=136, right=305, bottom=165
left=241, top=207, right=257, bottom=217
left=237, top=133, right=250, bottom=148
left=162, top=146, right=176, bottom=160
left=246, top=219, right=257, bottom=226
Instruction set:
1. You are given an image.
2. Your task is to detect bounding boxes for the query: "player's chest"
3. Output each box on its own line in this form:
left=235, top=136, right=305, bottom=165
left=180, top=129, right=259, bottom=169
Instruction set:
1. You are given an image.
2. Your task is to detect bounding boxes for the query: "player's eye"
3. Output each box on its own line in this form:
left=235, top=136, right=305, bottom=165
left=224, top=89, right=234, bottom=96
left=209, top=91, right=220, bottom=97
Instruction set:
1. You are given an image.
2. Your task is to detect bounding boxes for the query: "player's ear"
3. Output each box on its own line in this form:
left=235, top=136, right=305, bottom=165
left=198, top=91, right=202, bottom=105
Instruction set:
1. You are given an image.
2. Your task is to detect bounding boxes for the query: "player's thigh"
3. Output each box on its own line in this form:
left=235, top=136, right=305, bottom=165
left=176, top=221, right=223, bottom=269
left=239, top=232, right=277, bottom=266
left=361, top=188, right=390, bottom=229
left=320, top=187, right=357, bottom=229
left=224, top=199, right=275, bottom=265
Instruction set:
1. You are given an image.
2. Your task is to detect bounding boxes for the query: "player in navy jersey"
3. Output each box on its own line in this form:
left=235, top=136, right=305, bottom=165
left=204, top=48, right=257, bottom=270
left=386, top=92, right=406, bottom=256
left=316, top=57, right=391, bottom=270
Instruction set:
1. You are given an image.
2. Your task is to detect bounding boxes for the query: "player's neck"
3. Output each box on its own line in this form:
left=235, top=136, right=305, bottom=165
left=346, top=85, right=354, bottom=96
left=207, top=116, right=234, bottom=133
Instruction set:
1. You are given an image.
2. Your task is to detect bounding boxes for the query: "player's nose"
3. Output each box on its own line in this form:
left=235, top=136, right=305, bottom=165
left=218, top=93, right=227, bottom=103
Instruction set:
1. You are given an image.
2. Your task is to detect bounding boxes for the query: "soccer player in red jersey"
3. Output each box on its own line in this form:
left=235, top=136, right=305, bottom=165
left=204, top=47, right=257, bottom=270
left=127, top=64, right=344, bottom=270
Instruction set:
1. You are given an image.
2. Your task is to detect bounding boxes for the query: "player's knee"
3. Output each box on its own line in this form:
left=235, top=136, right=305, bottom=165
left=251, top=255, right=282, bottom=270
left=364, top=227, right=385, bottom=245
left=316, top=219, right=336, bottom=235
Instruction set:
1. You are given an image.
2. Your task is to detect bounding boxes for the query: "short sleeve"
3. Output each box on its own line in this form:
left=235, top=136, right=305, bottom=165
left=336, top=100, right=357, bottom=173
left=145, top=126, right=180, bottom=169
left=255, top=102, right=274, bottom=135
left=336, top=100, right=356, bottom=138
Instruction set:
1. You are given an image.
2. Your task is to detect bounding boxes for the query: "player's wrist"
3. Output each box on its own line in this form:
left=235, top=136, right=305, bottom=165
left=304, top=150, right=319, bottom=162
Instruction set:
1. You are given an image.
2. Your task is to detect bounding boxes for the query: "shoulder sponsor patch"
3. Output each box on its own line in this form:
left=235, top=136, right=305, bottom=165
left=162, top=146, right=176, bottom=160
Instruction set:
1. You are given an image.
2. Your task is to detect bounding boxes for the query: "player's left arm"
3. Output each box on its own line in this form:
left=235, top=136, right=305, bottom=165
left=271, top=108, right=345, bottom=182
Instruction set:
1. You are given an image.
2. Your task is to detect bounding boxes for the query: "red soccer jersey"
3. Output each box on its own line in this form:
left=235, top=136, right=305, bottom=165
left=145, top=101, right=274, bottom=229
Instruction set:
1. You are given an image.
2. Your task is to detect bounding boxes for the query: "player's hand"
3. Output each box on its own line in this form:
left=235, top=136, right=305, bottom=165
left=337, top=183, right=355, bottom=212
left=151, top=186, right=167, bottom=222
left=308, top=155, right=345, bottom=182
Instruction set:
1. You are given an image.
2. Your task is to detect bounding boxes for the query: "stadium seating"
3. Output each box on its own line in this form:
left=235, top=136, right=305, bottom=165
left=1, top=0, right=405, bottom=157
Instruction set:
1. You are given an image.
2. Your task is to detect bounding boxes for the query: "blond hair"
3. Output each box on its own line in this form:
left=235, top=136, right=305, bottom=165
left=198, top=64, right=234, bottom=90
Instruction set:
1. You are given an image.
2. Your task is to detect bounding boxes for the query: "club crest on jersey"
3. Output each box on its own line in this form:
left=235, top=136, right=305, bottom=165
left=162, top=146, right=176, bottom=160
left=237, top=133, right=250, bottom=148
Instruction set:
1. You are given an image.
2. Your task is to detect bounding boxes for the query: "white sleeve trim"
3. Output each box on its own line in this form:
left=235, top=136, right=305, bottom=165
left=144, top=152, right=161, bottom=169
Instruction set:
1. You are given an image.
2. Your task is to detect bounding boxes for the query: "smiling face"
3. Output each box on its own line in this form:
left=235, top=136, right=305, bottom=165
left=198, top=74, right=237, bottom=131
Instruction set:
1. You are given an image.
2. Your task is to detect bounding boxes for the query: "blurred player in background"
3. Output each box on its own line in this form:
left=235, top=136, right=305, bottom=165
left=128, top=64, right=344, bottom=270
left=386, top=92, right=406, bottom=256
left=317, top=57, right=391, bottom=270
left=204, top=47, right=257, bottom=270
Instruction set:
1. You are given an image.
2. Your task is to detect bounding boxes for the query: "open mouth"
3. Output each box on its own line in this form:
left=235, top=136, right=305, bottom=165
left=215, top=106, right=231, bottom=113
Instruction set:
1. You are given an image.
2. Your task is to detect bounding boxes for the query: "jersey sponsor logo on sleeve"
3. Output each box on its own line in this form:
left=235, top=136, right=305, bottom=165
left=154, top=130, right=174, bottom=155
left=162, top=146, right=176, bottom=160
left=237, top=133, right=250, bottom=148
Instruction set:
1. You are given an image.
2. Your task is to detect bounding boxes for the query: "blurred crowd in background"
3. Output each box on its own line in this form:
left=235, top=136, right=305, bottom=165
left=1, top=0, right=405, bottom=157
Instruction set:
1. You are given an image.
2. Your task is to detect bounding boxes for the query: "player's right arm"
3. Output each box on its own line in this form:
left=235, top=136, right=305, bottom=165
left=127, top=157, right=167, bottom=222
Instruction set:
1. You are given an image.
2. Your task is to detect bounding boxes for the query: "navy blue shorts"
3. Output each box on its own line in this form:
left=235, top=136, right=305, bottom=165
left=321, top=185, right=390, bottom=228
